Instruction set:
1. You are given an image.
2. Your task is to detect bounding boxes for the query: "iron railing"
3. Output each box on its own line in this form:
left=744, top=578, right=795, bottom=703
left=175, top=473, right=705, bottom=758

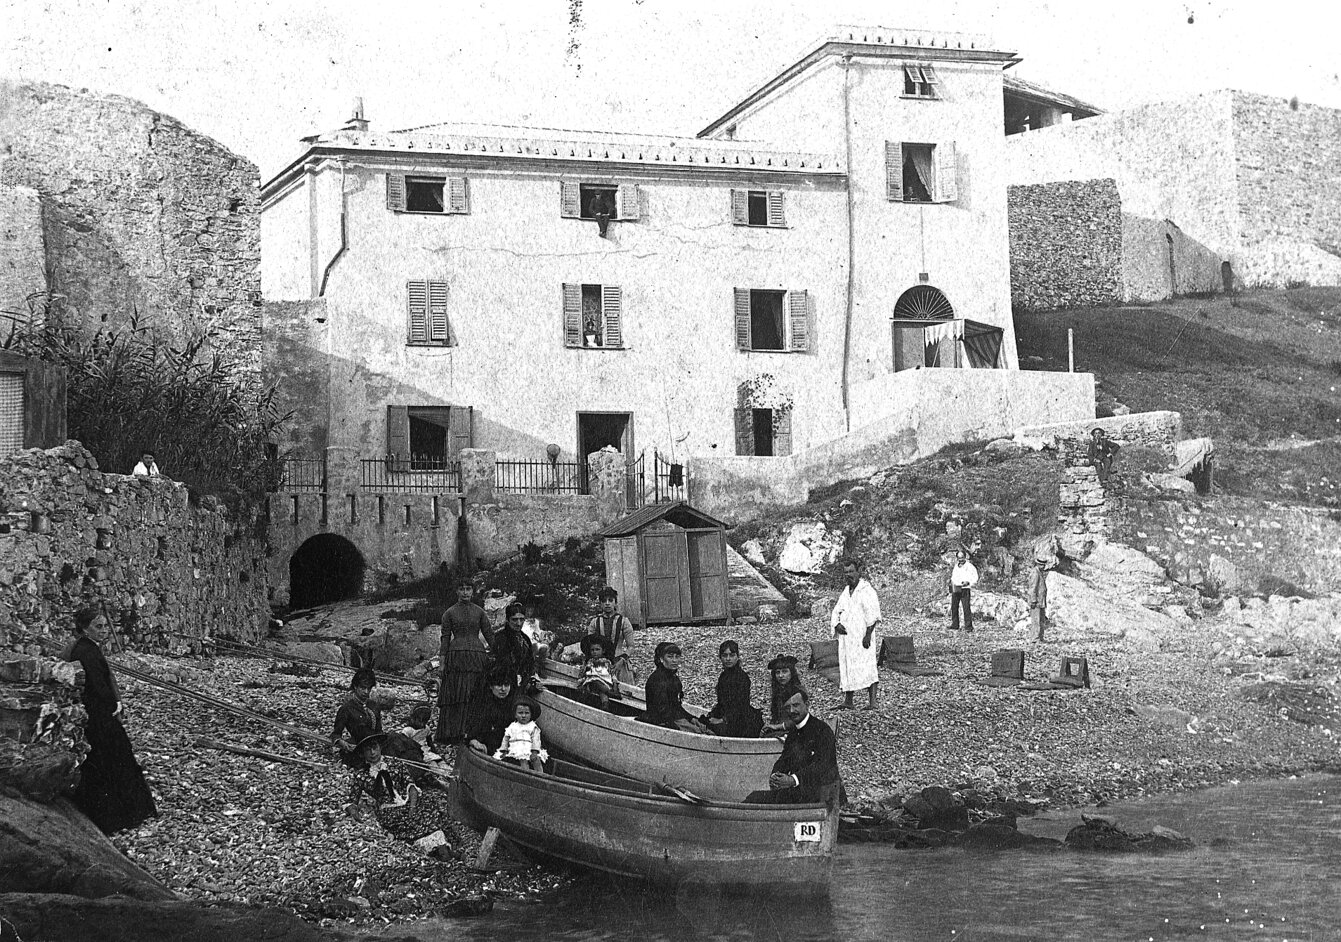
left=275, top=456, right=325, bottom=492
left=360, top=455, right=462, bottom=493
left=496, top=458, right=587, bottom=494
left=627, top=450, right=685, bottom=509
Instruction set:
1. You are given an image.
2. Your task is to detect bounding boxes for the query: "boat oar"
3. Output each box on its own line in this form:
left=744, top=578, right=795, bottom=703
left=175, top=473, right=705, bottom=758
left=664, top=784, right=707, bottom=805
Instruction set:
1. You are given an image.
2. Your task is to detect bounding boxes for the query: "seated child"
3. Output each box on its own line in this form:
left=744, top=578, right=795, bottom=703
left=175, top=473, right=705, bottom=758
left=494, top=698, right=547, bottom=772
left=577, top=635, right=621, bottom=710
left=351, top=733, right=410, bottom=810
left=398, top=704, right=449, bottom=776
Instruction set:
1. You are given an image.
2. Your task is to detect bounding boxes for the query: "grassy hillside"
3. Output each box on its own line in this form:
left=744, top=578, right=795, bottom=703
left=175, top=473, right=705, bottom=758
left=1014, top=286, right=1341, bottom=509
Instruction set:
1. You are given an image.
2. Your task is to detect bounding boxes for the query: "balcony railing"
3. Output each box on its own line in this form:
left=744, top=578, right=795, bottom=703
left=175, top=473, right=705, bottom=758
left=360, top=455, right=462, bottom=493
left=276, top=456, right=325, bottom=493
left=496, top=458, right=587, bottom=495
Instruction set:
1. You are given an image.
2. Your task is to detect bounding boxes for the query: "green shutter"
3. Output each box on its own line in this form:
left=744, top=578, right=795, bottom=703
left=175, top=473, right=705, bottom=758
left=788, top=290, right=809, bottom=352
left=447, top=177, right=470, bottom=214
left=602, top=285, right=623, bottom=348
left=616, top=184, right=640, bottom=221
left=560, top=181, right=581, bottom=218
left=386, top=174, right=406, bottom=212
left=773, top=409, right=792, bottom=456
left=734, top=288, right=751, bottom=351
left=730, top=189, right=748, bottom=226
left=563, top=283, right=582, bottom=347
left=885, top=141, right=902, bottom=202
left=407, top=281, right=428, bottom=343
left=934, top=141, right=958, bottom=203
left=734, top=408, right=754, bottom=456
left=428, top=281, right=449, bottom=344
left=767, top=191, right=786, bottom=227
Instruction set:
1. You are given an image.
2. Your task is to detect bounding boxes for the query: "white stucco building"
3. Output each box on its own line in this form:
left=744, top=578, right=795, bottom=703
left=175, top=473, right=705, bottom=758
left=261, top=26, right=1092, bottom=505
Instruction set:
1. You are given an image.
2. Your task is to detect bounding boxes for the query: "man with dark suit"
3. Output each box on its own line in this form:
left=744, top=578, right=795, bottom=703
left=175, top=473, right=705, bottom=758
left=747, top=690, right=841, bottom=806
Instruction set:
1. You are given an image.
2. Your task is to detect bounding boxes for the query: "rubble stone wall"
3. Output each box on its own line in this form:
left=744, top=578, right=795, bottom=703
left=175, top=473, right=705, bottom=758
left=1008, top=179, right=1124, bottom=311
left=0, top=185, right=47, bottom=319
left=0, top=442, right=269, bottom=657
left=1110, top=495, right=1341, bottom=596
left=0, top=82, right=262, bottom=378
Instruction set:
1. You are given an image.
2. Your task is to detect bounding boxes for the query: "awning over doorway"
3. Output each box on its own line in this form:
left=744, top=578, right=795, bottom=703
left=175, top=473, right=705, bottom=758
left=890, top=318, right=1004, bottom=371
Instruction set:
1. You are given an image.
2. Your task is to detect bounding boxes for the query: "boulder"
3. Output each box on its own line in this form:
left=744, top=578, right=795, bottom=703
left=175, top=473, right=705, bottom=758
left=1146, top=472, right=1197, bottom=494
left=1135, top=825, right=1194, bottom=853
left=1065, top=815, right=1137, bottom=852
left=277, top=641, right=344, bottom=666
left=740, top=539, right=766, bottom=566
left=1208, top=555, right=1247, bottom=596
left=1046, top=573, right=1178, bottom=643
left=378, top=624, right=442, bottom=673
left=957, top=819, right=1062, bottom=852
left=777, top=521, right=844, bottom=575
left=1133, top=703, right=1195, bottom=730
left=0, top=793, right=174, bottom=900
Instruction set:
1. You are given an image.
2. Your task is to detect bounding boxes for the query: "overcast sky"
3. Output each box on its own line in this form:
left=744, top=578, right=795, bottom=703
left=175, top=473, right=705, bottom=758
left=3, top=0, right=1338, bottom=179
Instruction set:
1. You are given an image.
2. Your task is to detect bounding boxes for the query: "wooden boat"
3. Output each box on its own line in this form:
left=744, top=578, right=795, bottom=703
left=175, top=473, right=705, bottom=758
left=535, top=662, right=782, bottom=800
left=456, top=745, right=836, bottom=892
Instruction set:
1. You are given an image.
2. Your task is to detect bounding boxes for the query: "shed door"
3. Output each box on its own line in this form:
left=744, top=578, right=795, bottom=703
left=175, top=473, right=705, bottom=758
left=603, top=536, right=643, bottom=628
left=686, top=529, right=727, bottom=620
left=641, top=530, right=687, bottom=624
left=0, top=373, right=23, bottom=457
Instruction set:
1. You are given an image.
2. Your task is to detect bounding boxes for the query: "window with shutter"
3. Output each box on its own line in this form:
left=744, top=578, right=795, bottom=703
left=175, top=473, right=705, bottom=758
left=601, top=285, right=623, bottom=348
left=903, top=62, right=939, bottom=98
left=733, top=408, right=754, bottom=456
left=428, top=282, right=449, bottom=343
left=447, top=177, right=470, bottom=214
left=734, top=288, right=752, bottom=351
left=407, top=281, right=428, bottom=344
left=405, top=177, right=446, bottom=213
left=615, top=184, right=640, bottom=221
left=787, top=290, right=809, bottom=352
left=933, top=141, right=958, bottom=203
left=560, top=181, right=581, bottom=218
left=730, top=189, right=748, bottom=226
left=562, top=283, right=583, bottom=347
left=386, top=174, right=407, bottom=212
left=766, top=191, right=786, bottom=227
left=885, top=142, right=902, bottom=202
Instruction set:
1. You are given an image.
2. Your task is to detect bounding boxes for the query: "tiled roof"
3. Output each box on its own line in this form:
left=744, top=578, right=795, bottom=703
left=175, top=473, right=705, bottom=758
left=1003, top=75, right=1103, bottom=116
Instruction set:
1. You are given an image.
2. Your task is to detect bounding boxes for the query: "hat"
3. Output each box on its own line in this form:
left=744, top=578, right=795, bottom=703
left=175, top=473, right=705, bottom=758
left=718, top=639, right=740, bottom=657
left=767, top=654, right=799, bottom=672
left=354, top=732, right=387, bottom=752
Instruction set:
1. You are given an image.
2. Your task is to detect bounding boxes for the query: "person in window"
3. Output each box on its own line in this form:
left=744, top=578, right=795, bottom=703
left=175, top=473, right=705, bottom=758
left=436, top=580, right=494, bottom=747
left=763, top=654, right=806, bottom=734
left=491, top=602, right=537, bottom=693
left=705, top=640, right=762, bottom=738
left=131, top=451, right=160, bottom=477
left=589, top=189, right=616, bottom=237
left=746, top=690, right=840, bottom=806
left=61, top=608, right=158, bottom=834
left=947, top=548, right=979, bottom=633
left=640, top=642, right=709, bottom=734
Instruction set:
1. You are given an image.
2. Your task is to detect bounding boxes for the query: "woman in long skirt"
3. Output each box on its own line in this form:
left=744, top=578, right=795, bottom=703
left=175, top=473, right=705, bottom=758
left=436, top=580, right=494, bottom=745
left=61, top=608, right=158, bottom=834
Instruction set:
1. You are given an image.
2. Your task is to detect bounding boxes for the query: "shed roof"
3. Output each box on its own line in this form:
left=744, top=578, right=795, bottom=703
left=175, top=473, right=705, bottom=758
left=597, top=501, right=729, bottom=538
left=1003, top=75, right=1103, bottom=117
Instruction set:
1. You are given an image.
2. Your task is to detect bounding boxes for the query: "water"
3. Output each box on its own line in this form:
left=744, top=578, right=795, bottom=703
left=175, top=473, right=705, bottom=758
left=378, top=775, right=1341, bottom=942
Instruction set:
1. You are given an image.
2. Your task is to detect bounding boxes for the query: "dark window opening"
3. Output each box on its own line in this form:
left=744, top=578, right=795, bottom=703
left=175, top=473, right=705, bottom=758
left=406, top=177, right=446, bottom=213
left=408, top=410, right=449, bottom=469
left=228, top=198, right=241, bottom=214
left=579, top=184, right=617, bottom=220
left=749, top=289, right=785, bottom=351
left=581, top=284, right=604, bottom=346
left=902, top=144, right=934, bottom=203
left=752, top=409, right=775, bottom=456
left=747, top=191, right=769, bottom=226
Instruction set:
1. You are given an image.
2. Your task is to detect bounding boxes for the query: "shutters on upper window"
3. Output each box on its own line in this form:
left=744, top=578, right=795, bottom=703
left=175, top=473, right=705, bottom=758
left=766, top=191, right=786, bottom=227
left=407, top=280, right=451, bottom=345
left=772, top=409, right=793, bottom=457
left=562, top=283, right=583, bottom=347
left=732, top=190, right=787, bottom=227
left=933, top=141, right=958, bottom=203
left=616, top=184, right=641, bottom=221
left=386, top=174, right=407, bottom=212
left=884, top=141, right=902, bottom=202
left=601, top=285, right=623, bottom=348
left=560, top=181, right=582, bottom=219
left=428, top=282, right=449, bottom=343
left=446, top=177, right=470, bottom=214
left=407, top=281, right=428, bottom=343
left=730, top=189, right=749, bottom=226
left=787, top=290, right=809, bottom=352
left=734, top=288, right=752, bottom=350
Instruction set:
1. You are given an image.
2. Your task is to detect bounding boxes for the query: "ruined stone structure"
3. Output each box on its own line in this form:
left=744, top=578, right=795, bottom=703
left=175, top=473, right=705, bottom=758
left=1006, top=90, right=1341, bottom=305
left=0, top=442, right=269, bottom=655
left=1007, top=179, right=1123, bottom=310
left=0, top=81, right=262, bottom=375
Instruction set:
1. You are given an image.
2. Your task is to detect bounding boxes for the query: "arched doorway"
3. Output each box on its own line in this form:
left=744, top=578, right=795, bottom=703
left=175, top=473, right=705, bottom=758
left=891, top=285, right=955, bottom=370
left=288, top=534, right=366, bottom=610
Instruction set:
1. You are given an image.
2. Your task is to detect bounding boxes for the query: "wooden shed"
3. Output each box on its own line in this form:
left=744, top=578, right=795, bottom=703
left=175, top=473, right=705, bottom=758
left=0, top=351, right=66, bottom=458
left=597, top=501, right=730, bottom=628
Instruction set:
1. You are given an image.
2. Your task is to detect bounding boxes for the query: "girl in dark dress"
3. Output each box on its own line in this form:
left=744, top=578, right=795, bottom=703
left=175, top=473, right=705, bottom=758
left=331, top=667, right=383, bottom=769
left=705, top=640, right=763, bottom=738
left=641, top=642, right=709, bottom=734
left=466, top=669, right=519, bottom=756
left=490, top=603, right=536, bottom=692
left=61, top=608, right=158, bottom=835
left=763, top=654, right=806, bottom=735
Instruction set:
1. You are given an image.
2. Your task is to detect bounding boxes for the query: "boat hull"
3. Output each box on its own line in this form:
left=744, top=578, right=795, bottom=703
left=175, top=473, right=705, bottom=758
left=456, top=747, right=835, bottom=892
left=535, top=667, right=781, bottom=800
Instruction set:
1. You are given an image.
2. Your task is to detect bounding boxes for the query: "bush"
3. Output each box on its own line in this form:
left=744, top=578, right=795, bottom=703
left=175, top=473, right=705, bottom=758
left=2, top=293, right=288, bottom=511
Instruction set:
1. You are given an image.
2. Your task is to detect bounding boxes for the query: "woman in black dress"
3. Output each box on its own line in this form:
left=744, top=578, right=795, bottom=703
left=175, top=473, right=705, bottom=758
left=490, top=603, right=536, bottom=692
left=61, top=608, right=157, bottom=834
left=465, top=668, right=519, bottom=756
left=642, top=642, right=709, bottom=734
left=705, top=640, right=762, bottom=738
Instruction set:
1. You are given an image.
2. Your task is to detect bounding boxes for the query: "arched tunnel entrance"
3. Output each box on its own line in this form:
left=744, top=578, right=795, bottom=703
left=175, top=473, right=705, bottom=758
left=288, top=534, right=366, bottom=610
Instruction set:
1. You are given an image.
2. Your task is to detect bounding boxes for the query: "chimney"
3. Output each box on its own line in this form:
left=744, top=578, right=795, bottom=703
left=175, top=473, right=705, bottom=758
left=343, top=97, right=369, bottom=133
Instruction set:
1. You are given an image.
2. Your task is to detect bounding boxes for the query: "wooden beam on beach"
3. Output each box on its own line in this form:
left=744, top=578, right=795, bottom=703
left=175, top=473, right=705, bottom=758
left=194, top=736, right=328, bottom=770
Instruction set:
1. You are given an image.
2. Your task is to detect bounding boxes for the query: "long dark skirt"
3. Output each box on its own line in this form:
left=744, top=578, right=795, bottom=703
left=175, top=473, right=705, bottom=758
left=73, top=713, right=158, bottom=835
left=437, top=647, right=490, bottom=743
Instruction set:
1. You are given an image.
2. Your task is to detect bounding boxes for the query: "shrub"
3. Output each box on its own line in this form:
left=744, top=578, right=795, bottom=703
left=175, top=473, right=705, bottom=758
left=2, top=293, right=288, bottom=511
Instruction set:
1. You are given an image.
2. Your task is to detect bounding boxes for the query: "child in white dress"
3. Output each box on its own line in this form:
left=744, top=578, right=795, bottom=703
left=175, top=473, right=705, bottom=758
left=494, top=699, right=546, bottom=772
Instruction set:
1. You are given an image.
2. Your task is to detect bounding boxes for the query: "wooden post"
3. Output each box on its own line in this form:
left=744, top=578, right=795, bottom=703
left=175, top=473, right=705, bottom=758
left=1067, top=328, right=1075, bottom=373
left=475, top=826, right=502, bottom=869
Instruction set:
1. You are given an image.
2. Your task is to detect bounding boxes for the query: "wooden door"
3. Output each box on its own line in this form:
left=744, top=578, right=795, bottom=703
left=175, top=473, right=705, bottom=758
left=686, top=528, right=728, bottom=620
left=640, top=529, right=687, bottom=624
left=603, top=536, right=643, bottom=628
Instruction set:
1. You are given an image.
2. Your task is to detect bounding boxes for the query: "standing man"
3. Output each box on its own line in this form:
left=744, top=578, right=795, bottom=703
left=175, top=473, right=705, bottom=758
left=947, top=548, right=979, bottom=632
left=436, top=580, right=494, bottom=747
left=831, top=558, right=881, bottom=711
left=747, top=690, right=840, bottom=806
left=1027, top=556, right=1050, bottom=643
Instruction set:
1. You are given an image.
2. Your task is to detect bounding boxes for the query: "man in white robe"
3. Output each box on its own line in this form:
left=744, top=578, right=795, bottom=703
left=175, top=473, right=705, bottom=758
left=830, top=558, right=882, bottom=710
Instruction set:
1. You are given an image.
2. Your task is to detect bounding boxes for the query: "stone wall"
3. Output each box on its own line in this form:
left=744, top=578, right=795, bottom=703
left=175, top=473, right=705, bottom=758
left=1110, top=495, right=1341, bottom=597
left=0, top=185, right=46, bottom=320
left=0, top=81, right=261, bottom=377
left=1233, top=92, right=1341, bottom=288
left=1008, top=179, right=1123, bottom=311
left=0, top=442, right=269, bottom=656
